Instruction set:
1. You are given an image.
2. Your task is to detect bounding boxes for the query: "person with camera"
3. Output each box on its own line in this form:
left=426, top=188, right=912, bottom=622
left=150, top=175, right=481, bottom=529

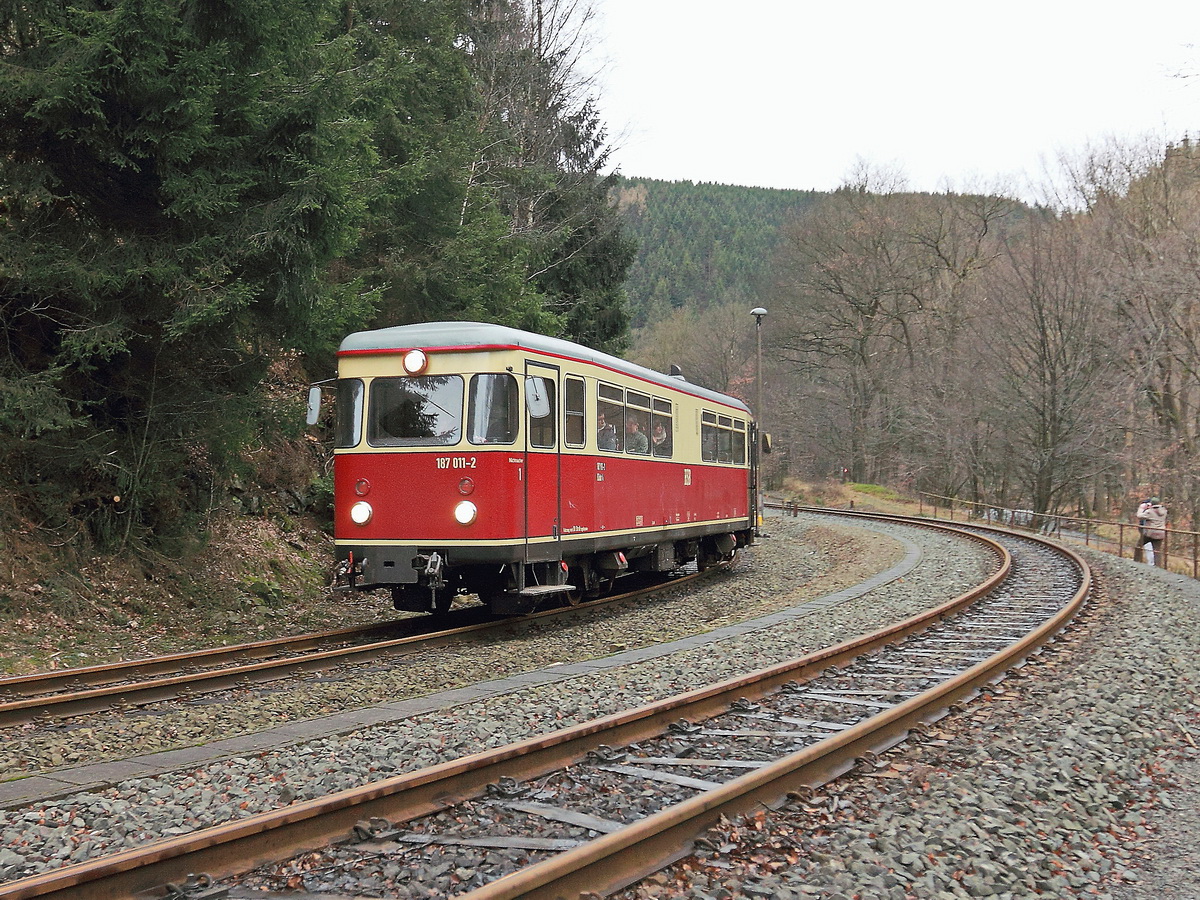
left=1136, top=496, right=1168, bottom=566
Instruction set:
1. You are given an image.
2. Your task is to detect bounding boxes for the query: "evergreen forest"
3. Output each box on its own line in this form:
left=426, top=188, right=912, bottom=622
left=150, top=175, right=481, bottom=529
left=1, top=0, right=633, bottom=550
left=612, top=178, right=820, bottom=327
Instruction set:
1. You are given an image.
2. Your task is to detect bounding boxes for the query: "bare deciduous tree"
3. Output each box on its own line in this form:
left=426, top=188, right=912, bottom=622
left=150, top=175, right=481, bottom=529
left=770, top=183, right=1013, bottom=487
left=978, top=216, right=1122, bottom=517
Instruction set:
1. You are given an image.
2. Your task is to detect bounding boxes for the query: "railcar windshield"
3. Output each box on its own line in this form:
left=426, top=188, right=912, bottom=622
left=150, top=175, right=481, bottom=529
left=335, top=378, right=365, bottom=448
left=368, top=376, right=463, bottom=446
left=467, top=374, right=518, bottom=444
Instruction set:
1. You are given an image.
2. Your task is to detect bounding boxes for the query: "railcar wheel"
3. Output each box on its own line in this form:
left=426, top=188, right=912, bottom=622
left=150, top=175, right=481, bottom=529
left=565, top=564, right=598, bottom=605
left=697, top=534, right=738, bottom=571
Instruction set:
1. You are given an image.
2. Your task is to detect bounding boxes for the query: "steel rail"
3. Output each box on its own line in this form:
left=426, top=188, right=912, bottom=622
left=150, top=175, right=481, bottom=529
left=0, top=520, right=1008, bottom=900
left=0, top=618, right=422, bottom=698
left=0, top=569, right=716, bottom=729
left=459, top=522, right=1092, bottom=900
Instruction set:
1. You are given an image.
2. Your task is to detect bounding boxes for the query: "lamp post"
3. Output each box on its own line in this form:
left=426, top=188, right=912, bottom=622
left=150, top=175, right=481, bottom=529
left=751, top=307, right=767, bottom=531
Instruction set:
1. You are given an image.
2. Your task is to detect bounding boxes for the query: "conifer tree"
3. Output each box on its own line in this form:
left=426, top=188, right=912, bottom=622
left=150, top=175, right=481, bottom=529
left=0, top=0, right=372, bottom=543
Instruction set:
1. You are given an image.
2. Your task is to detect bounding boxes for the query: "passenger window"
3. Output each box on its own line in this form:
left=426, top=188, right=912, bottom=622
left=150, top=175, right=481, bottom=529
left=718, top=415, right=733, bottom=462
left=625, top=391, right=651, bottom=455
left=565, top=377, right=586, bottom=448
left=597, top=383, right=623, bottom=451
left=651, top=398, right=673, bottom=457
left=701, top=411, right=718, bottom=462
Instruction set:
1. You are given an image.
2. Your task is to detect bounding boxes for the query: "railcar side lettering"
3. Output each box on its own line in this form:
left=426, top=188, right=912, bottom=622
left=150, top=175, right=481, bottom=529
left=435, top=457, right=478, bottom=469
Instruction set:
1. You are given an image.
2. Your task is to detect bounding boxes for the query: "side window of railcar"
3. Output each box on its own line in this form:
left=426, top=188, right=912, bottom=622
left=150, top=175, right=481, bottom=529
left=368, top=376, right=463, bottom=446
left=701, top=411, right=718, bottom=462
left=335, top=378, right=364, bottom=448
left=527, top=377, right=557, bottom=449
left=733, top=419, right=747, bottom=465
left=597, top=383, right=623, bottom=451
left=717, top=415, right=734, bottom=463
left=626, top=391, right=651, bottom=455
left=651, top=398, right=673, bottom=457
left=467, top=374, right=518, bottom=444
left=564, top=377, right=586, bottom=448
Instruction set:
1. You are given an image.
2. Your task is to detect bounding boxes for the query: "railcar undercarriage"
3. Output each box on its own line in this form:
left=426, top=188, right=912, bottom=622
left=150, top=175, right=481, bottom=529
left=339, top=530, right=751, bottom=615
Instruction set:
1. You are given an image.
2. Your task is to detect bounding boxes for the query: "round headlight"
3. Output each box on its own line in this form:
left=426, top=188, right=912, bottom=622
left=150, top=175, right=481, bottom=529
left=350, top=501, right=373, bottom=525
left=458, top=477, right=475, bottom=495
left=454, top=500, right=478, bottom=525
left=354, top=478, right=371, bottom=496
left=403, top=349, right=428, bottom=375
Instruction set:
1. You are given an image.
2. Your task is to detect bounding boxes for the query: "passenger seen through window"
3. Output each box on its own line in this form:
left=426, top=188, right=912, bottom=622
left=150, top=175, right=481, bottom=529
left=625, top=416, right=649, bottom=454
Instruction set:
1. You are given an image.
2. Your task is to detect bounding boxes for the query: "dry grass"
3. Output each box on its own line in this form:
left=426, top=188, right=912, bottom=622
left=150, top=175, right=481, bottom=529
left=0, top=506, right=394, bottom=676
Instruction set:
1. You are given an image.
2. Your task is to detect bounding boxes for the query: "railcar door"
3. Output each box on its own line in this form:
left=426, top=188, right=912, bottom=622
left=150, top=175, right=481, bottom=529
left=524, top=362, right=562, bottom=559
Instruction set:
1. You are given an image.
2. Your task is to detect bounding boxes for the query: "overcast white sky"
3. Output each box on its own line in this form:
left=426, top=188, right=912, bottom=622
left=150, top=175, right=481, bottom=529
left=586, top=1, right=1200, bottom=199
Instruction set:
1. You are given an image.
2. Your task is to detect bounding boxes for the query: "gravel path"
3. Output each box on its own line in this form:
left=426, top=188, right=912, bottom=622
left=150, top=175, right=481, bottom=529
left=1, top=514, right=1195, bottom=899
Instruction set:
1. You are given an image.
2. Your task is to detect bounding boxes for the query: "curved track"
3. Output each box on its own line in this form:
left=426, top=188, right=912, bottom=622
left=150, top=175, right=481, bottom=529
left=0, top=513, right=1089, bottom=900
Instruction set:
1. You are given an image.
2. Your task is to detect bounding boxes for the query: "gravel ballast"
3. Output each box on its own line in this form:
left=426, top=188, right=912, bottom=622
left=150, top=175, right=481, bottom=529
left=1, top=513, right=1196, bottom=899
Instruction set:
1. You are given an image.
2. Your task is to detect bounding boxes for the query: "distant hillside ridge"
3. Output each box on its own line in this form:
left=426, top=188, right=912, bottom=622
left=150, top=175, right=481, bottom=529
left=611, top=177, right=823, bottom=327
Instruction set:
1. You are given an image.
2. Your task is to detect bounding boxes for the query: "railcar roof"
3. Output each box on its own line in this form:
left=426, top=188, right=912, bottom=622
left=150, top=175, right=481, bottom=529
left=339, top=321, right=751, bottom=413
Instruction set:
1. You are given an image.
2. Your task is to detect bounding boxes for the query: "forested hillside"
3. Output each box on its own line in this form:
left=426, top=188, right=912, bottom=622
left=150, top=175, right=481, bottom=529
left=613, top=178, right=820, bottom=327
left=0, top=0, right=633, bottom=552
left=622, top=149, right=1200, bottom=533
left=5, top=0, right=1200, bottom=629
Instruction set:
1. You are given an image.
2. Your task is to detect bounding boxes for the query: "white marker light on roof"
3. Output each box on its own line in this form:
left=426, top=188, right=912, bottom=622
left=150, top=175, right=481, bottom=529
left=402, top=349, right=428, bottom=375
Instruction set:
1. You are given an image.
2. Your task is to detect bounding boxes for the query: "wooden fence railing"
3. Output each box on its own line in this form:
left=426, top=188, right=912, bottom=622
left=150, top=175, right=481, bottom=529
left=916, top=493, right=1198, bottom=579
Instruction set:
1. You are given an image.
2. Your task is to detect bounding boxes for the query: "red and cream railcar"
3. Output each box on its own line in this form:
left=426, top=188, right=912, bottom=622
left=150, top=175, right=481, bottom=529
left=330, top=321, right=758, bottom=614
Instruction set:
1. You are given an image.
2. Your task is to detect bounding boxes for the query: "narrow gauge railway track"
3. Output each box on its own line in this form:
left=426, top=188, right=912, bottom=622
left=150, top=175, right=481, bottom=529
left=0, top=569, right=710, bottom=730
left=0, top=514, right=1090, bottom=900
